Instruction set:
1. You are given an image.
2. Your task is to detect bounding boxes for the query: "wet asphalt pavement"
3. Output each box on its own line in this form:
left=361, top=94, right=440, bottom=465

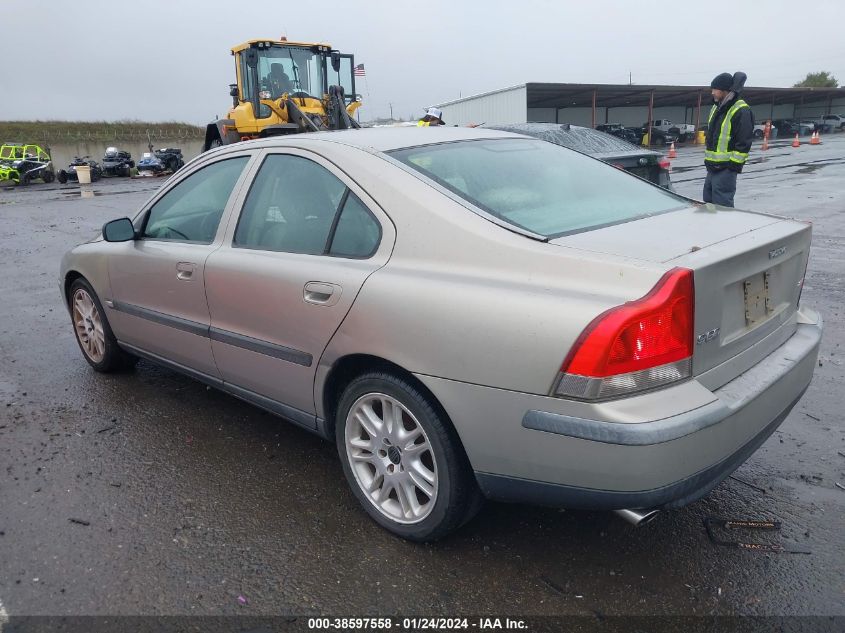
left=0, top=137, right=843, bottom=621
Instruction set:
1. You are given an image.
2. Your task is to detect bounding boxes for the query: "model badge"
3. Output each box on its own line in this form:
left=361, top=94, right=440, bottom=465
left=696, top=328, right=720, bottom=345
left=769, top=246, right=787, bottom=259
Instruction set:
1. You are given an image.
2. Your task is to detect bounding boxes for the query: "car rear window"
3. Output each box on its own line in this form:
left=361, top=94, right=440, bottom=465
left=490, top=123, right=639, bottom=154
left=389, top=139, right=686, bottom=238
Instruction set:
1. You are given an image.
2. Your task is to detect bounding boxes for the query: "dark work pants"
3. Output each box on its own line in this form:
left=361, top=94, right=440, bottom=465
left=703, top=168, right=738, bottom=207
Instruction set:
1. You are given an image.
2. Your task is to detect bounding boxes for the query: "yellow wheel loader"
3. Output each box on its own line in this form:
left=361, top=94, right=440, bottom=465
left=203, top=38, right=362, bottom=152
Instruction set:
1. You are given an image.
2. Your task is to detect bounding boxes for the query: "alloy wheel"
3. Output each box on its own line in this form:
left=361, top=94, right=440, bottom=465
left=72, top=288, right=105, bottom=363
left=345, top=393, right=439, bottom=524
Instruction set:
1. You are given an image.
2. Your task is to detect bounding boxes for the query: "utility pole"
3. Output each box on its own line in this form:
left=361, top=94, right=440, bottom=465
left=389, top=102, right=394, bottom=120
left=629, top=71, right=632, bottom=86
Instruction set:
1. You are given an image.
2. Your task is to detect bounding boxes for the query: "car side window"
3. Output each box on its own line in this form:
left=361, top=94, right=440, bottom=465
left=143, top=157, right=249, bottom=243
left=328, top=192, right=381, bottom=258
left=234, top=154, right=347, bottom=255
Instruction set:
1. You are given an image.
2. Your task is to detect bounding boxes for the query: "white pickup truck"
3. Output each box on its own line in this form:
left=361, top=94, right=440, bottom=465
left=646, top=119, right=696, bottom=141
left=815, top=114, right=845, bottom=131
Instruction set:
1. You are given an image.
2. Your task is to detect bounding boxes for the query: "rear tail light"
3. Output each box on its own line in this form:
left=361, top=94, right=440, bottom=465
left=553, top=268, right=694, bottom=400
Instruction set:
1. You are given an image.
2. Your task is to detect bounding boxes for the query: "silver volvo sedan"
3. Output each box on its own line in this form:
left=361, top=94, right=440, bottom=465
left=60, top=127, right=822, bottom=541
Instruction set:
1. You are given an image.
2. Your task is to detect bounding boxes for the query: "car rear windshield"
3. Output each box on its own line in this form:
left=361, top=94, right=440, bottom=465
left=389, top=138, right=686, bottom=238
left=491, top=123, right=639, bottom=154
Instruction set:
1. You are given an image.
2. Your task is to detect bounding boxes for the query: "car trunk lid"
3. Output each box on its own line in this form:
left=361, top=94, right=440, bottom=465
left=551, top=206, right=811, bottom=381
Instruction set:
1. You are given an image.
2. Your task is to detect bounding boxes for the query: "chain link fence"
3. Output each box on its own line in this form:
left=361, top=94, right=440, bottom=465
left=0, top=124, right=205, bottom=145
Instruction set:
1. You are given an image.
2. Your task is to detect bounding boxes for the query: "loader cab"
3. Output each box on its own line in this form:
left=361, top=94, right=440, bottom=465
left=203, top=39, right=361, bottom=152
left=234, top=40, right=357, bottom=118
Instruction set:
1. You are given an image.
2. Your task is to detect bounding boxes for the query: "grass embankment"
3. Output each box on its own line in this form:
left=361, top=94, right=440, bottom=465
left=0, top=120, right=205, bottom=145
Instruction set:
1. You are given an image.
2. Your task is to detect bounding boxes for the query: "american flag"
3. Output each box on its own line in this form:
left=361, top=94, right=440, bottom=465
left=354, top=63, right=366, bottom=77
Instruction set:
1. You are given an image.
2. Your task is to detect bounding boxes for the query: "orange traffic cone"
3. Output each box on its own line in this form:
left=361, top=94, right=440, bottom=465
left=668, top=142, right=677, bottom=159
left=810, top=131, right=820, bottom=145
left=761, top=135, right=769, bottom=151
left=792, top=133, right=800, bottom=148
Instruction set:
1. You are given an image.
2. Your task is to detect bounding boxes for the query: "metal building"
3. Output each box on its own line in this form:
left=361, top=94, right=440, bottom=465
left=437, top=83, right=845, bottom=129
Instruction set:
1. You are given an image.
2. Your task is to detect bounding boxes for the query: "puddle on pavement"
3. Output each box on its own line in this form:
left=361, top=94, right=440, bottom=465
left=795, top=164, right=828, bottom=174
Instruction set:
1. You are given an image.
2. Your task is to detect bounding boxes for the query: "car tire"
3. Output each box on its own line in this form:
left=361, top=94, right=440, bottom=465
left=57, top=169, right=67, bottom=184
left=335, top=372, right=482, bottom=541
left=42, top=169, right=54, bottom=183
left=68, top=278, right=137, bottom=372
left=753, top=129, right=763, bottom=138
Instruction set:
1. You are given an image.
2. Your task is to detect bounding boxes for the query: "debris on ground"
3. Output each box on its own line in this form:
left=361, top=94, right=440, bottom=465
left=68, top=518, right=90, bottom=526
left=835, top=482, right=845, bottom=491
left=729, top=475, right=767, bottom=494
left=237, top=595, right=248, bottom=605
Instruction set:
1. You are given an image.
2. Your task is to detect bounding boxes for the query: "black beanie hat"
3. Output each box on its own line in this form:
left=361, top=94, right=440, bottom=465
left=711, top=72, right=733, bottom=91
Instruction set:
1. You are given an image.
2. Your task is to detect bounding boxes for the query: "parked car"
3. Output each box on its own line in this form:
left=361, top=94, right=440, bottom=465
left=57, top=156, right=102, bottom=184
left=772, top=119, right=813, bottom=136
left=815, top=114, right=845, bottom=130
left=595, top=123, right=641, bottom=145
left=0, top=143, right=55, bottom=184
left=753, top=122, right=778, bottom=139
left=487, top=122, right=672, bottom=189
left=101, top=147, right=134, bottom=177
left=60, top=127, right=822, bottom=541
left=800, top=120, right=819, bottom=133
left=645, top=119, right=695, bottom=142
left=641, top=125, right=678, bottom=146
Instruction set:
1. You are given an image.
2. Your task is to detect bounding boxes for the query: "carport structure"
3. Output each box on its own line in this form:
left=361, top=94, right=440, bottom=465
left=438, top=83, right=845, bottom=137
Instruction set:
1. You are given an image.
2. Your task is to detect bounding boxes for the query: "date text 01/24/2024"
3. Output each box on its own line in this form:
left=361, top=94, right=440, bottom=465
left=307, top=618, right=529, bottom=630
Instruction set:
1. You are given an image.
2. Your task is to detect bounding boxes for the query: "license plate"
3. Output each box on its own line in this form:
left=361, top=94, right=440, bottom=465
left=743, top=271, right=772, bottom=326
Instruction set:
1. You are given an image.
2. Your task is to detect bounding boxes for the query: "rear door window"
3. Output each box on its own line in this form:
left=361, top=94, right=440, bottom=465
left=234, top=154, right=380, bottom=258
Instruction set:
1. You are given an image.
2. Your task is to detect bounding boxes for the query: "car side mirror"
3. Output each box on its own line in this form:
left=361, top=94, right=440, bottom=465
left=103, top=217, right=136, bottom=242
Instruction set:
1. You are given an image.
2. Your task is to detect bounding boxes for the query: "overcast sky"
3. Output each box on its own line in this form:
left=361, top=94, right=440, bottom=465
left=3, top=0, right=844, bottom=124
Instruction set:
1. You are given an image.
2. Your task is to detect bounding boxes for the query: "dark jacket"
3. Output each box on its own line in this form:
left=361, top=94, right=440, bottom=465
left=705, top=94, right=754, bottom=173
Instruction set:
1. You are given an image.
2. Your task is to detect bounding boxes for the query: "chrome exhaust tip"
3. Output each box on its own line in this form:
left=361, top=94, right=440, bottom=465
left=613, top=508, right=661, bottom=527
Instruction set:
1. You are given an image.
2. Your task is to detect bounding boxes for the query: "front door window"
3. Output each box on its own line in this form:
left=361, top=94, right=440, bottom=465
left=142, top=157, right=249, bottom=243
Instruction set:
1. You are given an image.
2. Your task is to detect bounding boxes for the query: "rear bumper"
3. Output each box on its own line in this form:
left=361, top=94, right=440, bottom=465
left=418, top=308, right=822, bottom=510
left=477, top=387, right=805, bottom=510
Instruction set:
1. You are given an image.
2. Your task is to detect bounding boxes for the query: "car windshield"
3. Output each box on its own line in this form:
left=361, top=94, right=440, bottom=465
left=390, top=138, right=687, bottom=238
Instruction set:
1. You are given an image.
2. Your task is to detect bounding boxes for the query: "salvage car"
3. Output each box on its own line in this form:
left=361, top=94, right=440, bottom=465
left=595, top=123, right=641, bottom=145
left=60, top=127, right=822, bottom=541
left=487, top=122, right=672, bottom=189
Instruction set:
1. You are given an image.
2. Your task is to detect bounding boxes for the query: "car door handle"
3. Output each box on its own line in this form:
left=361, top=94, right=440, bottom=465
left=303, top=282, right=341, bottom=306
left=176, top=262, right=196, bottom=281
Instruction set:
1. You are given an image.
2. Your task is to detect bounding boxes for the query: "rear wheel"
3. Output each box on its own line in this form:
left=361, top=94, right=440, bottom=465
left=69, top=278, right=136, bottom=372
left=57, top=169, right=67, bottom=184
left=335, top=372, right=482, bottom=541
left=42, top=169, right=54, bottom=183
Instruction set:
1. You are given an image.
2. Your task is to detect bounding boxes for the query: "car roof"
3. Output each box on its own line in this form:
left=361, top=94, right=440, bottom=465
left=207, top=126, right=523, bottom=158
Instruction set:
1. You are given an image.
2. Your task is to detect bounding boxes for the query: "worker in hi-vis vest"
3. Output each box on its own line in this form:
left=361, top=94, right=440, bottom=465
left=703, top=72, right=754, bottom=207
left=417, top=107, right=445, bottom=127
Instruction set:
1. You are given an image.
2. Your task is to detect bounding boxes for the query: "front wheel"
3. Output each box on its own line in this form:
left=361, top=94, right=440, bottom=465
left=335, top=372, right=482, bottom=541
left=69, top=278, right=136, bottom=372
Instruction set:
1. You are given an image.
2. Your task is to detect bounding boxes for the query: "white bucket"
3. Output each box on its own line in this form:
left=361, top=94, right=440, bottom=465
left=76, top=165, right=92, bottom=184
